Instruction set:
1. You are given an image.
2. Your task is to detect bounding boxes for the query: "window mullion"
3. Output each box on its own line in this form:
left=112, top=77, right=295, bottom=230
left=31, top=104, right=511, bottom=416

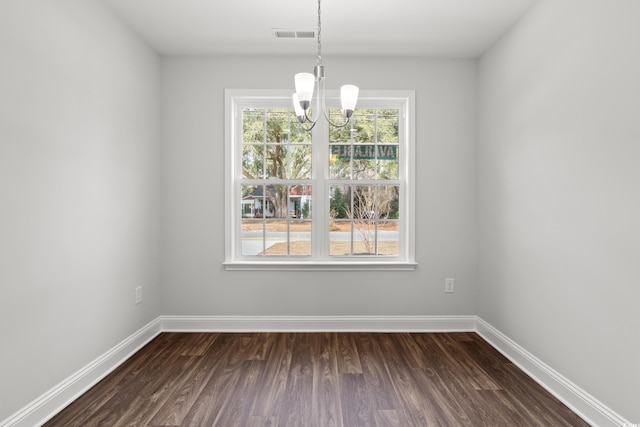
left=312, top=114, right=329, bottom=260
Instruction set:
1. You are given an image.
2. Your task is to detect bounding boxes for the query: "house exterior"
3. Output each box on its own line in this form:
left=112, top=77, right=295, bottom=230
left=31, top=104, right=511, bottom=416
left=242, top=185, right=312, bottom=219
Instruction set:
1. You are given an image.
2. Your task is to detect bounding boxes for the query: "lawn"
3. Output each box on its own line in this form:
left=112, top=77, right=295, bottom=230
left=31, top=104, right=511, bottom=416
left=262, top=240, right=399, bottom=256
left=242, top=220, right=400, bottom=256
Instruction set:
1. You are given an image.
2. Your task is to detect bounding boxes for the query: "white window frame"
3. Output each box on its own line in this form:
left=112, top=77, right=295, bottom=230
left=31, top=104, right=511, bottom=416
left=224, top=89, right=416, bottom=271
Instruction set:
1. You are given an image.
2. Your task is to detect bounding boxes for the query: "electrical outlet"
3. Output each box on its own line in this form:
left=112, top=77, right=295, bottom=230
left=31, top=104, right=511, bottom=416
left=135, top=287, right=142, bottom=305
left=445, top=278, right=455, bottom=293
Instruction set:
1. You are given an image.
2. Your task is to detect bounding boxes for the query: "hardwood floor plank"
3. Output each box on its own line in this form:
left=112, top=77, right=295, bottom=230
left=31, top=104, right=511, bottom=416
left=339, top=373, right=374, bottom=427
left=246, top=332, right=277, bottom=361
left=148, top=334, right=229, bottom=426
left=43, top=332, right=591, bottom=427
left=211, top=360, right=264, bottom=427
left=375, top=334, right=455, bottom=425
left=248, top=334, right=295, bottom=418
left=474, top=389, right=546, bottom=427
left=411, top=333, right=494, bottom=425
left=179, top=332, right=218, bottom=357
left=431, top=333, right=502, bottom=391
left=110, top=365, right=184, bottom=426
left=178, top=334, right=259, bottom=426
left=352, top=333, right=401, bottom=410
left=374, top=409, right=407, bottom=426
left=336, top=333, right=363, bottom=374
left=276, top=334, right=314, bottom=427
left=247, top=415, right=279, bottom=427
left=406, top=361, right=474, bottom=425
left=310, top=333, right=343, bottom=427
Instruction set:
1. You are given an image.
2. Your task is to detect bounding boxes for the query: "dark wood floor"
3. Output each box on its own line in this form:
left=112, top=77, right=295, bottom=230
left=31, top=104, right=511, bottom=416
left=44, top=332, right=589, bottom=427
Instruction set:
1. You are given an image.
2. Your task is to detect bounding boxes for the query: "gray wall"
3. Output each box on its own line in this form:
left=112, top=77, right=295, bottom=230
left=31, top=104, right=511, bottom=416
left=0, top=0, right=161, bottom=420
left=477, top=0, right=640, bottom=420
left=160, top=56, right=478, bottom=316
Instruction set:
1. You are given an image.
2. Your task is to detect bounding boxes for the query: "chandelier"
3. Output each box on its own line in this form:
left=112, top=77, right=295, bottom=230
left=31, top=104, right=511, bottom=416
left=292, top=0, right=359, bottom=131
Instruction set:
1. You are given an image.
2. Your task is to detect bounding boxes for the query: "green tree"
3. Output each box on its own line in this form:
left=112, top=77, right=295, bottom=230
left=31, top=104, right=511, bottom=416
left=330, top=187, right=349, bottom=219
left=301, top=200, right=311, bottom=219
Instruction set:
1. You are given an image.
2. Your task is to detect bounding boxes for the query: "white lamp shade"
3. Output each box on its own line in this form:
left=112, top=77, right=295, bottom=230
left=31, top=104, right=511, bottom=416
left=340, top=84, right=359, bottom=111
left=292, top=93, right=305, bottom=117
left=295, top=73, right=315, bottom=103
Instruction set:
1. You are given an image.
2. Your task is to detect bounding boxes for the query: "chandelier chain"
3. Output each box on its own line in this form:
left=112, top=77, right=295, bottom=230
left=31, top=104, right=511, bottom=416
left=317, top=0, right=322, bottom=66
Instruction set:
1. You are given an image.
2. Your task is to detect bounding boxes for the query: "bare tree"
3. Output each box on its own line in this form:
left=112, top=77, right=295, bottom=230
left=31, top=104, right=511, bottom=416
left=347, top=185, right=397, bottom=254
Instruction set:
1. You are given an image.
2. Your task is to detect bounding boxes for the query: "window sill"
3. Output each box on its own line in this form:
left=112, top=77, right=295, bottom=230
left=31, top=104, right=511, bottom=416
left=223, top=261, right=418, bottom=271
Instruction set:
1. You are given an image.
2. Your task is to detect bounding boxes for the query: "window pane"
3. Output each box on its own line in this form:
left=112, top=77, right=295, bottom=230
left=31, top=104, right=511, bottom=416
left=241, top=185, right=261, bottom=218
left=377, top=156, right=398, bottom=180
left=378, top=185, right=400, bottom=220
left=352, top=185, right=376, bottom=220
left=329, top=185, right=350, bottom=220
left=290, top=220, right=312, bottom=256
left=329, top=109, right=351, bottom=142
left=242, top=185, right=313, bottom=257
left=352, top=221, right=376, bottom=255
left=352, top=159, right=376, bottom=180
left=290, top=111, right=313, bottom=143
left=329, top=185, right=400, bottom=257
left=353, top=109, right=375, bottom=143
left=378, top=109, right=399, bottom=143
left=242, top=145, right=264, bottom=179
left=264, top=144, right=313, bottom=180
left=329, top=145, right=351, bottom=179
left=289, top=185, right=313, bottom=219
left=241, top=219, right=265, bottom=256
left=257, top=185, right=285, bottom=218
left=329, top=220, right=351, bottom=256
left=265, top=109, right=290, bottom=143
left=263, top=220, right=289, bottom=256
left=332, top=144, right=399, bottom=180
left=242, top=109, right=264, bottom=143
left=265, top=145, right=288, bottom=179
left=329, top=184, right=356, bottom=256
left=288, top=145, right=312, bottom=179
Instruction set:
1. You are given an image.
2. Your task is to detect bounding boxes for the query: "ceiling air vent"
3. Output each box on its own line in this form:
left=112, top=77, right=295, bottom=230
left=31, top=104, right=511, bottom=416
left=272, top=29, right=315, bottom=39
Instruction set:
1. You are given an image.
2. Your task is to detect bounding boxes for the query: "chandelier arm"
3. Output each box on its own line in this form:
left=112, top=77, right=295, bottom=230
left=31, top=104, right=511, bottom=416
left=301, top=119, right=316, bottom=131
left=303, top=110, right=318, bottom=127
left=323, top=111, right=351, bottom=128
left=318, top=77, right=351, bottom=128
left=325, top=114, right=351, bottom=128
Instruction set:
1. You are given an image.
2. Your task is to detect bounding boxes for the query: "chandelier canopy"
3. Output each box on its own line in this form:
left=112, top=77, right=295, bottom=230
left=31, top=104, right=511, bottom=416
left=292, top=0, right=359, bottom=130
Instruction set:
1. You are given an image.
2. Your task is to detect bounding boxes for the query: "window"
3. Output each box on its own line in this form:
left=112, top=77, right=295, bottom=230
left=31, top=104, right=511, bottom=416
left=224, top=89, right=416, bottom=270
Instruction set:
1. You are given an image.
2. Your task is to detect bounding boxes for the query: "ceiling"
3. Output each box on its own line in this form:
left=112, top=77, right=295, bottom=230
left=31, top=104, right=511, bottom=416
left=102, top=0, right=537, bottom=58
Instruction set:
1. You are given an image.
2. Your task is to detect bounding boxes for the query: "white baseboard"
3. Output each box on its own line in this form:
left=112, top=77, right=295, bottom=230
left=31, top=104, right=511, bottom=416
left=476, top=318, right=630, bottom=427
left=0, top=318, right=162, bottom=427
left=2, top=315, right=629, bottom=427
left=159, top=315, right=478, bottom=332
